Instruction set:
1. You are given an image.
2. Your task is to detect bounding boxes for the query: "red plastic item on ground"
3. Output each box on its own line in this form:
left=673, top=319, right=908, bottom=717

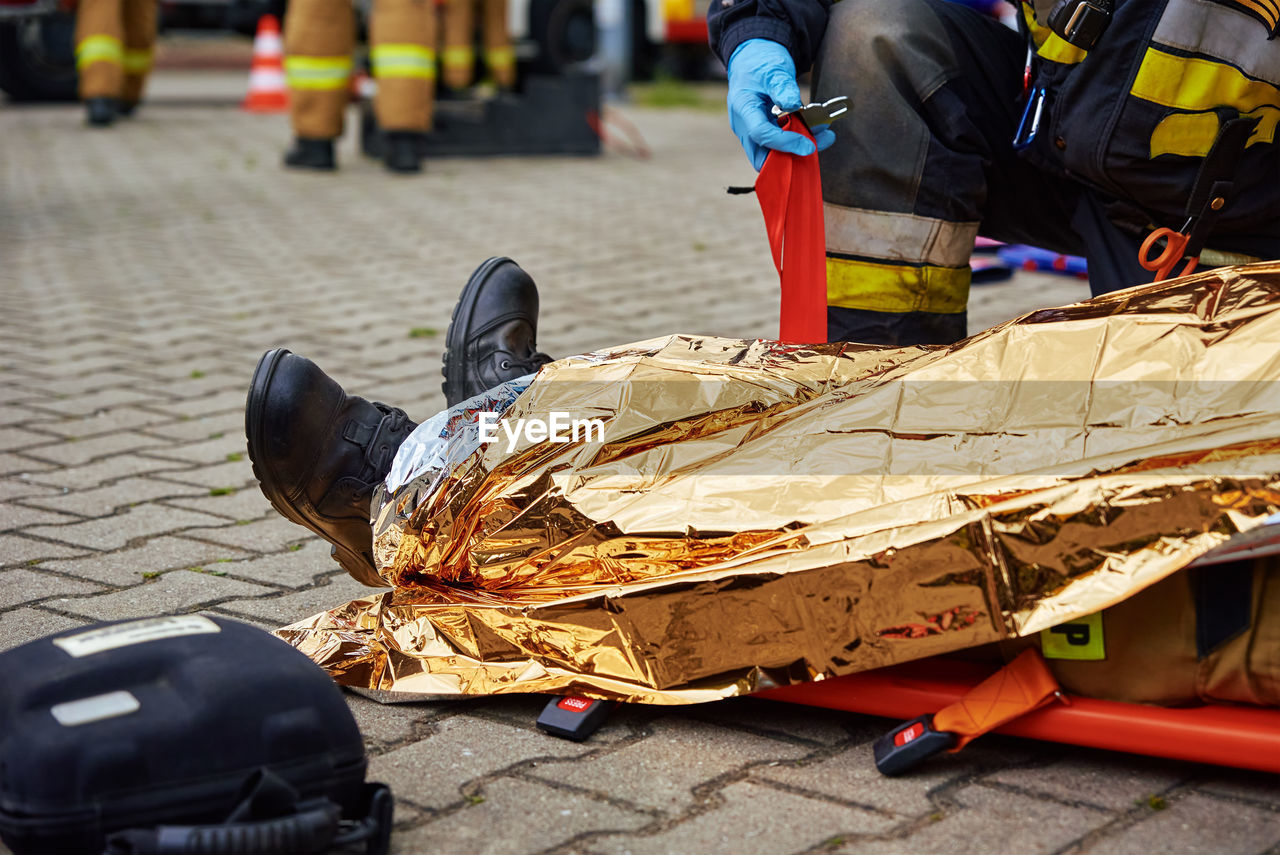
left=757, top=658, right=1280, bottom=773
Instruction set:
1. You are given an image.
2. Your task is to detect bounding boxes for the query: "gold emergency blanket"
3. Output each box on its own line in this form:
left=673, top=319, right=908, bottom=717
left=278, top=263, right=1280, bottom=703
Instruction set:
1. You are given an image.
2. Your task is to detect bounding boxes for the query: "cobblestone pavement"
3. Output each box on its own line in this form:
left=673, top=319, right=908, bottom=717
left=3, top=68, right=1279, bottom=855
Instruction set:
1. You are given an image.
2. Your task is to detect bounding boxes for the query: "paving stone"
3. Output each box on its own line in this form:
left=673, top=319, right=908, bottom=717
left=0, top=568, right=104, bottom=610
left=0, top=453, right=54, bottom=477
left=143, top=432, right=252, bottom=466
left=141, top=410, right=245, bottom=442
left=184, top=515, right=316, bottom=554
left=25, top=453, right=180, bottom=489
left=591, top=780, right=895, bottom=855
left=142, top=388, right=250, bottom=420
left=8, top=370, right=137, bottom=398
left=206, top=538, right=334, bottom=588
left=53, top=568, right=272, bottom=621
left=985, top=752, right=1187, bottom=811
left=25, top=503, right=228, bottom=550
left=21, top=476, right=207, bottom=517
left=149, top=459, right=255, bottom=490
left=37, top=535, right=250, bottom=586
left=529, top=716, right=807, bottom=815
left=694, top=696, right=874, bottom=747
left=0, top=405, right=41, bottom=426
left=345, top=693, right=444, bottom=751
left=0, top=427, right=55, bottom=452
left=391, top=777, right=649, bottom=855
left=28, top=406, right=171, bottom=438
left=163, top=484, right=271, bottom=521
left=1089, top=792, right=1280, bottom=855
left=0, top=534, right=90, bottom=568
left=19, top=431, right=165, bottom=466
left=220, top=572, right=386, bottom=625
left=368, top=714, right=595, bottom=810
left=1195, top=772, right=1280, bottom=807
left=27, top=387, right=166, bottom=417
left=0, top=606, right=92, bottom=652
left=0, top=502, right=79, bottom=531
left=0, top=480, right=62, bottom=504
left=751, top=737, right=990, bottom=818
left=824, top=782, right=1109, bottom=855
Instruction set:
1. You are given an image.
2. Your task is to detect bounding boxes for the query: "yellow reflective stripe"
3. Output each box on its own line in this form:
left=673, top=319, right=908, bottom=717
left=485, top=46, right=515, bottom=69
left=122, top=49, right=152, bottom=74
left=284, top=55, right=352, bottom=90
left=826, top=256, right=970, bottom=314
left=371, top=44, right=436, bottom=79
left=1150, top=110, right=1222, bottom=157
left=443, top=46, right=474, bottom=68
left=1020, top=3, right=1087, bottom=65
left=1150, top=105, right=1280, bottom=156
left=1132, top=47, right=1280, bottom=113
left=76, top=35, right=123, bottom=69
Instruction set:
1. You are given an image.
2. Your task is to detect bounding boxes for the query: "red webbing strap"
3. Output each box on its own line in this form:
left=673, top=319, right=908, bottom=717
left=932, top=649, right=1063, bottom=751
left=754, top=116, right=827, bottom=344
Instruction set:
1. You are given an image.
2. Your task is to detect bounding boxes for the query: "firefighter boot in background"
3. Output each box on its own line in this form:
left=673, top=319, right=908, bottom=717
left=74, top=0, right=156, bottom=127
left=480, top=0, right=514, bottom=89
left=282, top=0, right=354, bottom=170
left=370, top=0, right=436, bottom=173
left=441, top=0, right=476, bottom=91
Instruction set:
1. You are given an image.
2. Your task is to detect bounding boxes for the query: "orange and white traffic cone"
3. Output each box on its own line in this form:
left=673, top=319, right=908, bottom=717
left=242, top=14, right=288, bottom=112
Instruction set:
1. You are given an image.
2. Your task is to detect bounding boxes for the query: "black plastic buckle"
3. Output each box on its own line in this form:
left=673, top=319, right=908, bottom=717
left=536, top=695, right=613, bottom=741
left=872, top=714, right=958, bottom=777
left=1047, top=0, right=1111, bottom=49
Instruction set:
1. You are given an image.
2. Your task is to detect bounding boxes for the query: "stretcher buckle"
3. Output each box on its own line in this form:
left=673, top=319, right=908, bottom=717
left=872, top=714, right=958, bottom=776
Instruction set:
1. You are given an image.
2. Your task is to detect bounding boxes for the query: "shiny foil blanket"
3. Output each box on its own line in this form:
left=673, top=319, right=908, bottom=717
left=278, top=263, right=1280, bottom=703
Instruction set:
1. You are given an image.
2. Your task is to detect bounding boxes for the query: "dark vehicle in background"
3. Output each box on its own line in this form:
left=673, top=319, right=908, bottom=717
left=0, top=0, right=276, bottom=100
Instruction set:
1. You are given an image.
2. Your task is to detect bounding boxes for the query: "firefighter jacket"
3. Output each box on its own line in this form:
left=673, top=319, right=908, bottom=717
left=709, top=0, right=1280, bottom=246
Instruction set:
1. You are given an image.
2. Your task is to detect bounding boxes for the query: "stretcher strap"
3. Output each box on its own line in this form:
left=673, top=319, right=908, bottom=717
left=754, top=116, right=827, bottom=344
left=933, top=649, right=1062, bottom=750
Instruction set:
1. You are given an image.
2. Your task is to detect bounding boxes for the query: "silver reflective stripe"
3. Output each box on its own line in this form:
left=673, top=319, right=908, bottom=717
left=824, top=205, right=979, bottom=268
left=1154, top=0, right=1280, bottom=88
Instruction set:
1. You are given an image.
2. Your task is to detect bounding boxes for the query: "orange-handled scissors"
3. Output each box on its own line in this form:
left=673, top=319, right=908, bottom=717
left=1139, top=225, right=1200, bottom=282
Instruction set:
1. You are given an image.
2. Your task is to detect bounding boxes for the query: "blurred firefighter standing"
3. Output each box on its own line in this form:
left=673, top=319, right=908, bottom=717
left=74, top=0, right=156, bottom=126
left=283, top=0, right=437, bottom=173
left=282, top=0, right=515, bottom=173
left=440, top=0, right=516, bottom=90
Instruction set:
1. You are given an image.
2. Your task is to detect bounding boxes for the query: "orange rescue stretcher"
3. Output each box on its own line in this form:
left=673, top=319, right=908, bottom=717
left=758, top=506, right=1280, bottom=775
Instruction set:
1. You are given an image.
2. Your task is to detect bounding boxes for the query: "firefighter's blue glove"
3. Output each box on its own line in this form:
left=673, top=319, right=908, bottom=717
left=727, top=38, right=836, bottom=171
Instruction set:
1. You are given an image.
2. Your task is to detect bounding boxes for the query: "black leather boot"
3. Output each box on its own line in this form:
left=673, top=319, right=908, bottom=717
left=85, top=97, right=117, bottom=127
left=383, top=131, right=424, bottom=174
left=283, top=137, right=336, bottom=170
left=245, top=349, right=417, bottom=586
left=442, top=257, right=553, bottom=407
left=117, top=100, right=139, bottom=118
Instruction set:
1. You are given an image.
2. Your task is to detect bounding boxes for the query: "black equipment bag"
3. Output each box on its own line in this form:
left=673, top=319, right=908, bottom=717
left=0, top=615, right=392, bottom=855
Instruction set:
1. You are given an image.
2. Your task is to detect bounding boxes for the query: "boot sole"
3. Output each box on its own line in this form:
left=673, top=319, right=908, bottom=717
left=245, top=348, right=386, bottom=588
left=441, top=256, right=512, bottom=406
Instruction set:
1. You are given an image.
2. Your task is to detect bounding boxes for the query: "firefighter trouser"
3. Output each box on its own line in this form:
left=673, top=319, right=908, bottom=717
left=284, top=0, right=436, bottom=140
left=812, top=0, right=1279, bottom=347
left=440, top=0, right=515, bottom=89
left=74, top=0, right=156, bottom=102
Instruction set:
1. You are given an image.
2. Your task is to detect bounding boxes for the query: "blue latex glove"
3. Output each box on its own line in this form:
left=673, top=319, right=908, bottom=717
left=727, top=38, right=838, bottom=171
